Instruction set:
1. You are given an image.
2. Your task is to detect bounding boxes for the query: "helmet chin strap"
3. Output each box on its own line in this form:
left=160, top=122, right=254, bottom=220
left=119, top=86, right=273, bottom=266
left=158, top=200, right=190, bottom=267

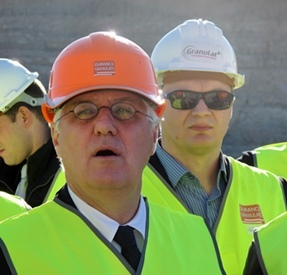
left=1, top=92, right=44, bottom=114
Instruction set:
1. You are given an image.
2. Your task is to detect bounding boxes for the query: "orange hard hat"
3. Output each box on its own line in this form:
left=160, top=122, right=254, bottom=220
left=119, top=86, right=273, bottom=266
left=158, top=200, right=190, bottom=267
left=42, top=31, right=165, bottom=123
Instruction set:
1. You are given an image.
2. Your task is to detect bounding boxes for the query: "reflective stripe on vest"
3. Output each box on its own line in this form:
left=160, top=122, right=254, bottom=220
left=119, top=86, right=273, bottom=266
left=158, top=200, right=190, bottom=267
left=142, top=164, right=189, bottom=212
left=0, top=200, right=224, bottom=274
left=142, top=157, right=287, bottom=275
left=252, top=142, right=287, bottom=178
left=43, top=169, right=66, bottom=202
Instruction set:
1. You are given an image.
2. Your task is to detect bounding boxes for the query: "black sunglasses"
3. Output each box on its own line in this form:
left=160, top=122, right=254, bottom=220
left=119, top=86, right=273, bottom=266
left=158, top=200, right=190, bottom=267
left=164, top=90, right=234, bottom=110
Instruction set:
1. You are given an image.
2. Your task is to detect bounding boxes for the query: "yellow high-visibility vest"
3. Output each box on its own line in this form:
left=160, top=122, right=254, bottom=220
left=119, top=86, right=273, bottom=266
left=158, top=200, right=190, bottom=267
left=253, top=211, right=287, bottom=274
left=0, top=199, right=225, bottom=274
left=43, top=168, right=66, bottom=202
left=0, top=191, right=29, bottom=221
left=142, top=157, right=287, bottom=274
left=251, top=142, right=287, bottom=178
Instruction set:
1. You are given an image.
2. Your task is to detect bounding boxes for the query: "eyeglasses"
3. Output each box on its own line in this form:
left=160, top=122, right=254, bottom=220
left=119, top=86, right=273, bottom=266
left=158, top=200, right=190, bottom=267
left=55, top=102, right=153, bottom=122
left=164, top=90, right=234, bottom=110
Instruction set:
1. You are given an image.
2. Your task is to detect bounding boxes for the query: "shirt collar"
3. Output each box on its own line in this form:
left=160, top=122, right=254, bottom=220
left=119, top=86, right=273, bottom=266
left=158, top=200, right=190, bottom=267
left=219, top=153, right=228, bottom=182
left=68, top=187, right=146, bottom=242
left=156, top=142, right=187, bottom=187
left=156, top=140, right=228, bottom=186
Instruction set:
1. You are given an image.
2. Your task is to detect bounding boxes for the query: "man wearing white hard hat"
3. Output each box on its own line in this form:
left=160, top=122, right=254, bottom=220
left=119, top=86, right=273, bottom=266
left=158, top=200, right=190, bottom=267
left=141, top=19, right=287, bottom=274
left=0, top=59, right=65, bottom=206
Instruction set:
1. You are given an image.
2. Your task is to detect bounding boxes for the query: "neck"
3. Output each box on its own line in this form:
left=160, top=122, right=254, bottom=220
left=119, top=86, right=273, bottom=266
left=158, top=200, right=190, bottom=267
left=162, top=143, right=221, bottom=195
left=29, top=124, right=50, bottom=156
left=69, top=183, right=141, bottom=224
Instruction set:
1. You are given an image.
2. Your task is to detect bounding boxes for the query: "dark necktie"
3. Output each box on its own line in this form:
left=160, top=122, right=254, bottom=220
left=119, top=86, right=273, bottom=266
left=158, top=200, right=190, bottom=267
left=114, top=225, right=141, bottom=270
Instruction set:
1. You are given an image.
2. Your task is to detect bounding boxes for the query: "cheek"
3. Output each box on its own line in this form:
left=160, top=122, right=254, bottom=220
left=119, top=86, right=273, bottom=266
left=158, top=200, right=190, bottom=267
left=217, top=110, right=232, bottom=129
left=0, top=123, right=16, bottom=139
left=161, top=108, right=186, bottom=133
left=162, top=106, right=178, bottom=124
left=53, top=126, right=75, bottom=159
left=130, top=125, right=156, bottom=157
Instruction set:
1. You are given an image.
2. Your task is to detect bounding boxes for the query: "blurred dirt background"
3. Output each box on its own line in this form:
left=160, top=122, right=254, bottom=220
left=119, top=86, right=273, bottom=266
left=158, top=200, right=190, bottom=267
left=1, top=0, right=287, bottom=157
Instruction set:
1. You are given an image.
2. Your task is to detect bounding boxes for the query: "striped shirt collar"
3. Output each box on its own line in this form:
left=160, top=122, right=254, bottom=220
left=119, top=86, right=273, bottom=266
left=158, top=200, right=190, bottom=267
left=155, top=139, right=227, bottom=187
left=68, top=187, right=146, bottom=243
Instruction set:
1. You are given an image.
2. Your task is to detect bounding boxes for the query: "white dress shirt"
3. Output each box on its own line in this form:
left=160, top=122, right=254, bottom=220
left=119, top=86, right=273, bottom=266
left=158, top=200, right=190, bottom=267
left=68, top=187, right=146, bottom=251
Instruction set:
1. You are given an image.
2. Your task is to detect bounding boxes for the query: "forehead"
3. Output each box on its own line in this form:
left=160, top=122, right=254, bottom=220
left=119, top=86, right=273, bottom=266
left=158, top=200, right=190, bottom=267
left=66, top=89, right=145, bottom=105
left=163, top=79, right=232, bottom=92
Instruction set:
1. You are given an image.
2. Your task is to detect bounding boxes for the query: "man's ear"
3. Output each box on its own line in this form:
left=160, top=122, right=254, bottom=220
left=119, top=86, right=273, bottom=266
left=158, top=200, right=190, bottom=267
left=153, top=124, right=159, bottom=144
left=230, top=102, right=234, bottom=120
left=51, top=123, right=59, bottom=147
left=18, top=106, right=32, bottom=127
left=151, top=124, right=159, bottom=155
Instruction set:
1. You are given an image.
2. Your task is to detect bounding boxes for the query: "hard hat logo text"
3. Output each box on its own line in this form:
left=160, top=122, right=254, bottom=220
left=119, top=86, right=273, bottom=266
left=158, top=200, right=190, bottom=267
left=94, top=61, right=115, bottom=76
left=183, top=46, right=221, bottom=60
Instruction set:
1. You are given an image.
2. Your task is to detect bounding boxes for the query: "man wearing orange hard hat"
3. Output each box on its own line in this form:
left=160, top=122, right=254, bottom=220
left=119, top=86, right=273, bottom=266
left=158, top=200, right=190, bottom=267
left=0, top=31, right=225, bottom=274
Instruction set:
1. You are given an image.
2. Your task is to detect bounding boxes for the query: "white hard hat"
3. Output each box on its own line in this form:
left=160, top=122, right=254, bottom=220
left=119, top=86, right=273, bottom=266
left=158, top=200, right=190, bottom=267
left=151, top=19, right=245, bottom=89
left=0, top=58, right=43, bottom=113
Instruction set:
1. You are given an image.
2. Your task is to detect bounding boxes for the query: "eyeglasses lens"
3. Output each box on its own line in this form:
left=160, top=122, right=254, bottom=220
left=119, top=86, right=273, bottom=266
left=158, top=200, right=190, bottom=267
left=73, top=102, right=137, bottom=120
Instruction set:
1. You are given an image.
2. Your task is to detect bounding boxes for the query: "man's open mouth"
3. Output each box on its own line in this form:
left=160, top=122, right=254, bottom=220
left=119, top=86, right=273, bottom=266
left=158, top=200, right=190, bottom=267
left=95, top=150, right=118, bottom=156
